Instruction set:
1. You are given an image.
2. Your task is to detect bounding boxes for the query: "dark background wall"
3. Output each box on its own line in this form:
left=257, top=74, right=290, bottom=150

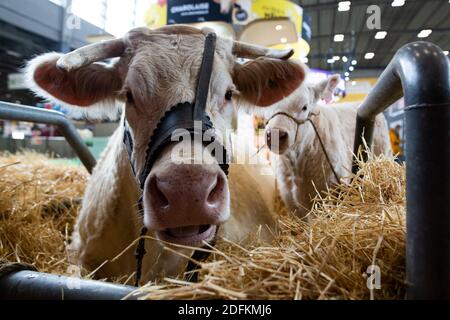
left=0, top=0, right=110, bottom=105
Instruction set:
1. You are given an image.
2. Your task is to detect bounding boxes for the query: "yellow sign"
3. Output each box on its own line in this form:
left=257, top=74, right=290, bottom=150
left=236, top=0, right=308, bottom=57
left=145, top=0, right=304, bottom=34
left=249, top=0, right=303, bottom=34
left=339, top=78, right=378, bottom=103
left=145, top=0, right=167, bottom=29
left=144, top=0, right=309, bottom=57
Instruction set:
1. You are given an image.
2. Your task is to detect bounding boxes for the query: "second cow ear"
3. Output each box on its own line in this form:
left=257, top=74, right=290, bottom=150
left=233, top=58, right=305, bottom=107
left=313, top=74, right=340, bottom=103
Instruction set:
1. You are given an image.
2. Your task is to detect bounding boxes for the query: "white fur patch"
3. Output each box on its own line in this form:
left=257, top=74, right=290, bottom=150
left=24, top=52, right=122, bottom=121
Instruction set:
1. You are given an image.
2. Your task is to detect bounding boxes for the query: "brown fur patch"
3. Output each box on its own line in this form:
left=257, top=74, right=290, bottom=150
left=33, top=58, right=122, bottom=107
left=233, top=58, right=305, bottom=107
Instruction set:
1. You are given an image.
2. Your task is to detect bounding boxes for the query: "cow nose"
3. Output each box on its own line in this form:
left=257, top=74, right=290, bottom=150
left=145, top=164, right=229, bottom=231
left=266, top=128, right=288, bottom=152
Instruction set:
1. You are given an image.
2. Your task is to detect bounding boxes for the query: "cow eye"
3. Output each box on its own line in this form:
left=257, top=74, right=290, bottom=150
left=225, top=90, right=233, bottom=101
left=302, top=105, right=308, bottom=111
left=126, top=91, right=134, bottom=104
left=268, top=79, right=276, bottom=87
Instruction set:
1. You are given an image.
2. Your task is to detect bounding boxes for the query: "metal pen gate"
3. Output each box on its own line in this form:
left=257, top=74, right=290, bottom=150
left=352, top=41, right=450, bottom=299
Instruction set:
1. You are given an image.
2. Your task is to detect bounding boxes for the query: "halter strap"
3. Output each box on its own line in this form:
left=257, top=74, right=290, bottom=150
left=265, top=111, right=307, bottom=126
left=194, top=33, right=216, bottom=121
left=266, top=110, right=341, bottom=183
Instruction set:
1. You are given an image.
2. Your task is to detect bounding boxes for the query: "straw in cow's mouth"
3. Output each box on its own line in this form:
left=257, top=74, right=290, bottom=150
left=157, top=224, right=216, bottom=246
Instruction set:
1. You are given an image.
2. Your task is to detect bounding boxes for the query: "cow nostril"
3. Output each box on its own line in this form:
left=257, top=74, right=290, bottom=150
left=279, top=131, right=288, bottom=140
left=207, top=174, right=225, bottom=206
left=149, top=177, right=169, bottom=209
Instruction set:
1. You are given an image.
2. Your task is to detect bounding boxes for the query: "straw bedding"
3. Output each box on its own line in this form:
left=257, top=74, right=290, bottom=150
left=0, top=152, right=406, bottom=299
left=0, top=152, right=86, bottom=276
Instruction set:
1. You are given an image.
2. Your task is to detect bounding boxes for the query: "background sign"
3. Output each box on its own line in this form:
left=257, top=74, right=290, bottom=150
left=167, top=0, right=232, bottom=25
left=233, top=0, right=303, bottom=34
left=145, top=0, right=167, bottom=29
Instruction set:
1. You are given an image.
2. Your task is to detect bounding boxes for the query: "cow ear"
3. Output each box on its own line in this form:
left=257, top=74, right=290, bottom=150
left=25, top=52, right=122, bottom=119
left=233, top=58, right=305, bottom=107
left=313, top=74, right=340, bottom=103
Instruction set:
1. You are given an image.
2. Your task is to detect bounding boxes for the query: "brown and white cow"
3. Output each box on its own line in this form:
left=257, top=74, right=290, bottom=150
left=25, top=26, right=305, bottom=283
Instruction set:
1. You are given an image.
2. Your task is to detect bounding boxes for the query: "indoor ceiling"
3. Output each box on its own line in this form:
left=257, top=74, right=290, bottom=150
left=297, top=0, right=450, bottom=75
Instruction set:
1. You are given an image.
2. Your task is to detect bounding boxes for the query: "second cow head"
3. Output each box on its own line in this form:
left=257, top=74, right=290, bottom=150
left=264, top=73, right=340, bottom=154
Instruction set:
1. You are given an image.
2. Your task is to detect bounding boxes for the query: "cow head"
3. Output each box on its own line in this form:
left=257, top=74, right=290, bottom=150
left=264, top=74, right=340, bottom=154
left=26, top=26, right=304, bottom=247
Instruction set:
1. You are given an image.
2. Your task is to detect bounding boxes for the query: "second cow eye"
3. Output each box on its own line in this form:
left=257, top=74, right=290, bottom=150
left=225, top=90, right=233, bottom=101
left=126, top=91, right=134, bottom=104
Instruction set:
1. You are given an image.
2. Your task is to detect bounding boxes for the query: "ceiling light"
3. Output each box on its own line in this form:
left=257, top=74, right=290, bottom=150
left=349, top=66, right=355, bottom=71
left=351, top=60, right=357, bottom=65
left=375, top=31, right=387, bottom=39
left=342, top=56, right=348, bottom=62
left=417, top=29, right=432, bottom=38
left=327, top=58, right=335, bottom=64
left=334, top=34, right=344, bottom=42
left=301, top=57, right=309, bottom=63
left=352, top=81, right=356, bottom=86
left=275, top=25, right=283, bottom=31
left=333, top=56, right=340, bottom=61
left=338, top=1, right=351, bottom=11
left=391, top=0, right=405, bottom=7
left=345, top=76, right=350, bottom=81
left=280, top=37, right=288, bottom=43
left=444, top=50, right=449, bottom=56
left=364, top=52, right=375, bottom=60
left=344, top=72, right=349, bottom=76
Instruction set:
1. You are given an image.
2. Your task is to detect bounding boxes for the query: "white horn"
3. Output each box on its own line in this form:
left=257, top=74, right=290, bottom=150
left=56, top=38, right=125, bottom=72
left=232, top=41, right=294, bottom=60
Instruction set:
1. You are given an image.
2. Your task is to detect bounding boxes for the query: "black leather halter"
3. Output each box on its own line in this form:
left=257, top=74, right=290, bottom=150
left=123, top=33, right=229, bottom=286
